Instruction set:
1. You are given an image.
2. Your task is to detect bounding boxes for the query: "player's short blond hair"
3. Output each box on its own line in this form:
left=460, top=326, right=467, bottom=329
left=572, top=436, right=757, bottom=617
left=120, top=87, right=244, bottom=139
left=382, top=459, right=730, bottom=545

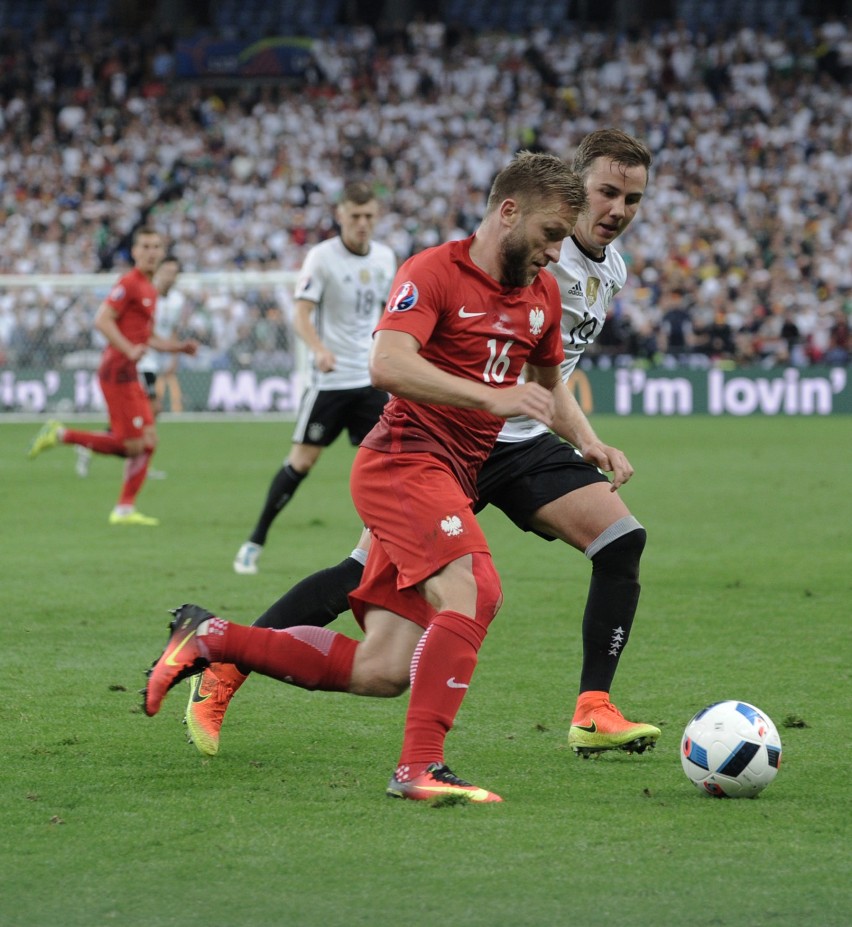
left=131, top=225, right=163, bottom=245
left=340, top=181, right=377, bottom=206
left=486, top=151, right=587, bottom=216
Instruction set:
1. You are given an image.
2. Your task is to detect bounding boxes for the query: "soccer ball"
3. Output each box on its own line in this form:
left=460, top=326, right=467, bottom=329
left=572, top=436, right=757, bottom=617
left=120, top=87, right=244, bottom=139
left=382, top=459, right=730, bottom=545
left=681, top=700, right=782, bottom=798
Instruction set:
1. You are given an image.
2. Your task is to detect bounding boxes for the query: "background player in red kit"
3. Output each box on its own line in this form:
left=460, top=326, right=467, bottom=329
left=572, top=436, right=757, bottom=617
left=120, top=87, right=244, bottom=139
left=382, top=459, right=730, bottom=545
left=144, top=152, right=590, bottom=802
left=28, top=227, right=198, bottom=525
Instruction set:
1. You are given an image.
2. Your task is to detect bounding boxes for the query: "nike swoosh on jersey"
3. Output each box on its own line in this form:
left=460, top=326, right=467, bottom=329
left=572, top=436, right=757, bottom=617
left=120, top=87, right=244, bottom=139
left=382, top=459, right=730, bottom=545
left=458, top=306, right=487, bottom=318
left=446, top=677, right=469, bottom=688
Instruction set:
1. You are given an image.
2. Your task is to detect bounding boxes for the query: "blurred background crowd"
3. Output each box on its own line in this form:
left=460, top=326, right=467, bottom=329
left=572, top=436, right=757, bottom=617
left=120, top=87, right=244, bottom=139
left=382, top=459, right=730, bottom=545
left=0, top=0, right=850, bottom=376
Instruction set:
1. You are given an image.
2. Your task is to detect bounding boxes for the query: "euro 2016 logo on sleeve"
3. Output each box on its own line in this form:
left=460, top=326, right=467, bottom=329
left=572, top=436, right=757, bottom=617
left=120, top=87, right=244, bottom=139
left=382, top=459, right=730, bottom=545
left=388, top=281, right=418, bottom=312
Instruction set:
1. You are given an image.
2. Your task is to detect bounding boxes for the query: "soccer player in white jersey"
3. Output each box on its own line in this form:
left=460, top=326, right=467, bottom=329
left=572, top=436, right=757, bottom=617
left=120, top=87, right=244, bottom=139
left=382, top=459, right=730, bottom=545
left=233, top=182, right=397, bottom=575
left=189, top=131, right=661, bottom=761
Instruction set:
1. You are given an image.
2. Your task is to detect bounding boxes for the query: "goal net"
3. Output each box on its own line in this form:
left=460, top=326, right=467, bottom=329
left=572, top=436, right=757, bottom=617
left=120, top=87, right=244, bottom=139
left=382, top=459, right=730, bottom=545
left=0, top=270, right=309, bottom=416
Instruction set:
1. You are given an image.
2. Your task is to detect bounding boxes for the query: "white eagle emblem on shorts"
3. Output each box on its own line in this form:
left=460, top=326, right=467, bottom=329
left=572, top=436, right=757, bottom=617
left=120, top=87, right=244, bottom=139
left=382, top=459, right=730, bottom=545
left=529, top=306, right=544, bottom=336
left=440, top=515, right=464, bottom=537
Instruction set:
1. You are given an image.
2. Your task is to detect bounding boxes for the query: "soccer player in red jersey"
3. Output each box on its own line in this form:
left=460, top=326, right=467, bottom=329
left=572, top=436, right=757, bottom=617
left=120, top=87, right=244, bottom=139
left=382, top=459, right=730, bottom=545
left=144, top=152, right=589, bottom=802
left=28, top=228, right=198, bottom=525
left=184, top=130, right=658, bottom=763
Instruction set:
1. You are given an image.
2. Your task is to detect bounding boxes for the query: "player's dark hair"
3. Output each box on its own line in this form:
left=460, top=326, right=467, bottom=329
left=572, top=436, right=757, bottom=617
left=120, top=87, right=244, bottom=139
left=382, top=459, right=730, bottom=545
left=340, top=181, right=377, bottom=205
left=486, top=151, right=587, bottom=215
left=572, top=129, right=652, bottom=179
left=158, top=254, right=181, bottom=270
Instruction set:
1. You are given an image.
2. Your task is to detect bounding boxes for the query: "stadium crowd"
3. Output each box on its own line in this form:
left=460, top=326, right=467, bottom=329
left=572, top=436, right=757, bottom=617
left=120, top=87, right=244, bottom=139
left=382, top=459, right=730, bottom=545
left=0, top=11, right=850, bottom=373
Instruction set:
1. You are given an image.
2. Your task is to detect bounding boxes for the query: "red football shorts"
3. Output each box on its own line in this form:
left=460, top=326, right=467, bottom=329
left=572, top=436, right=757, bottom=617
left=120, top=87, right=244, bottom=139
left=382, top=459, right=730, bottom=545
left=99, top=377, right=154, bottom=441
left=348, top=448, right=490, bottom=629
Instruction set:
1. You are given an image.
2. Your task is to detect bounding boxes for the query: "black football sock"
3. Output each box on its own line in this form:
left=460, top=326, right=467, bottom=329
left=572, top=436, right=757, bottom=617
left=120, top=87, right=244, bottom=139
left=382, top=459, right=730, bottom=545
left=578, top=526, right=646, bottom=694
left=248, top=463, right=307, bottom=545
left=252, top=555, right=365, bottom=630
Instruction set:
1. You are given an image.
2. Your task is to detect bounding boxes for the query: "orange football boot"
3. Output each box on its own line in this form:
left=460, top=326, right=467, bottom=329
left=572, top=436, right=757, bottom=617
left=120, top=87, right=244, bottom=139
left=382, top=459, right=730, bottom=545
left=569, top=691, right=661, bottom=758
left=387, top=763, right=502, bottom=802
left=185, top=663, right=248, bottom=756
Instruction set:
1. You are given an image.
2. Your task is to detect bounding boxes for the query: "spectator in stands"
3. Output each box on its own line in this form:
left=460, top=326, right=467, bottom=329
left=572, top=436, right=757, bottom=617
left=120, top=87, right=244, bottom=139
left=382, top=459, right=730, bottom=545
left=697, top=307, right=737, bottom=361
left=657, top=288, right=695, bottom=363
left=824, top=310, right=851, bottom=366
left=0, top=14, right=850, bottom=376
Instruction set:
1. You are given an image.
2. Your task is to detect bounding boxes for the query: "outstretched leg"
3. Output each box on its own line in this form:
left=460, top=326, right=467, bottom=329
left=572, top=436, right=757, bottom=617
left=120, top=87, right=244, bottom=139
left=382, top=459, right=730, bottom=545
left=187, top=531, right=370, bottom=755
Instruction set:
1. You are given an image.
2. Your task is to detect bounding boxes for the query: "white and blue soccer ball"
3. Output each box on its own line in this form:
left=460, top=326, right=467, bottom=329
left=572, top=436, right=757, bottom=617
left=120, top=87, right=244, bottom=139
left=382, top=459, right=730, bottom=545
left=681, top=700, right=782, bottom=798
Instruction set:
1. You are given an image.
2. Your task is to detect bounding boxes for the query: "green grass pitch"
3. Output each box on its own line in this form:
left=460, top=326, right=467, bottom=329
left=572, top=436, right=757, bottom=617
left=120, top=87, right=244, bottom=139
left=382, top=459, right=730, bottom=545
left=1, top=416, right=849, bottom=927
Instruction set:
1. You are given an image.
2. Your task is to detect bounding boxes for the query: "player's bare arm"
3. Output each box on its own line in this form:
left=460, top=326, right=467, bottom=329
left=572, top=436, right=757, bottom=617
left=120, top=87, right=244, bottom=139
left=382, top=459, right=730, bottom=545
left=94, top=302, right=146, bottom=362
left=370, top=329, right=554, bottom=424
left=148, top=333, right=199, bottom=356
left=527, top=363, right=634, bottom=490
left=293, top=297, right=335, bottom=371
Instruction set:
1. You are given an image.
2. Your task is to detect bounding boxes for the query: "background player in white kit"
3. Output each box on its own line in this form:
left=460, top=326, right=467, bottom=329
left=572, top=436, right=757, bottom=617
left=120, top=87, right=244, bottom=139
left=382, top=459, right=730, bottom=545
left=143, top=256, right=186, bottom=416
left=187, top=130, right=663, bottom=762
left=234, top=181, right=397, bottom=575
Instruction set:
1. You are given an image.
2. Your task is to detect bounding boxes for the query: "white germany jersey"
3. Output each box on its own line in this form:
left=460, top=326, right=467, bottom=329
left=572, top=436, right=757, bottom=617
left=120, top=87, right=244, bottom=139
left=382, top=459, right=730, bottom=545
left=498, top=236, right=626, bottom=442
left=295, top=236, right=397, bottom=390
left=138, top=288, right=186, bottom=375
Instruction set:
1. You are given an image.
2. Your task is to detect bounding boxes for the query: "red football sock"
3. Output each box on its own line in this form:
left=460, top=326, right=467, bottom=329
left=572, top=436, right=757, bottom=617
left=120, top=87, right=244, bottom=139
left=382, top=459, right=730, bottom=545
left=206, top=623, right=356, bottom=692
left=118, top=451, right=151, bottom=506
left=62, top=430, right=126, bottom=455
left=398, top=610, right=488, bottom=767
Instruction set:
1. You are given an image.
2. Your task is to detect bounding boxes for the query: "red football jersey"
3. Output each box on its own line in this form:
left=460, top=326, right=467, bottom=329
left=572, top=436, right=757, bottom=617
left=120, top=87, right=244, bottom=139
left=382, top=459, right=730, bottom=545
left=361, top=235, right=564, bottom=499
left=98, top=268, right=158, bottom=384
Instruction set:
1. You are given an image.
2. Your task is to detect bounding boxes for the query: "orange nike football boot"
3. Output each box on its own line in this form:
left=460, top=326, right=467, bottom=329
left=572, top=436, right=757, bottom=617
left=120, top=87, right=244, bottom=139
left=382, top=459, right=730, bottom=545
left=568, top=691, right=661, bottom=758
left=185, top=663, right=248, bottom=756
left=387, top=763, right=503, bottom=802
left=143, top=604, right=216, bottom=717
